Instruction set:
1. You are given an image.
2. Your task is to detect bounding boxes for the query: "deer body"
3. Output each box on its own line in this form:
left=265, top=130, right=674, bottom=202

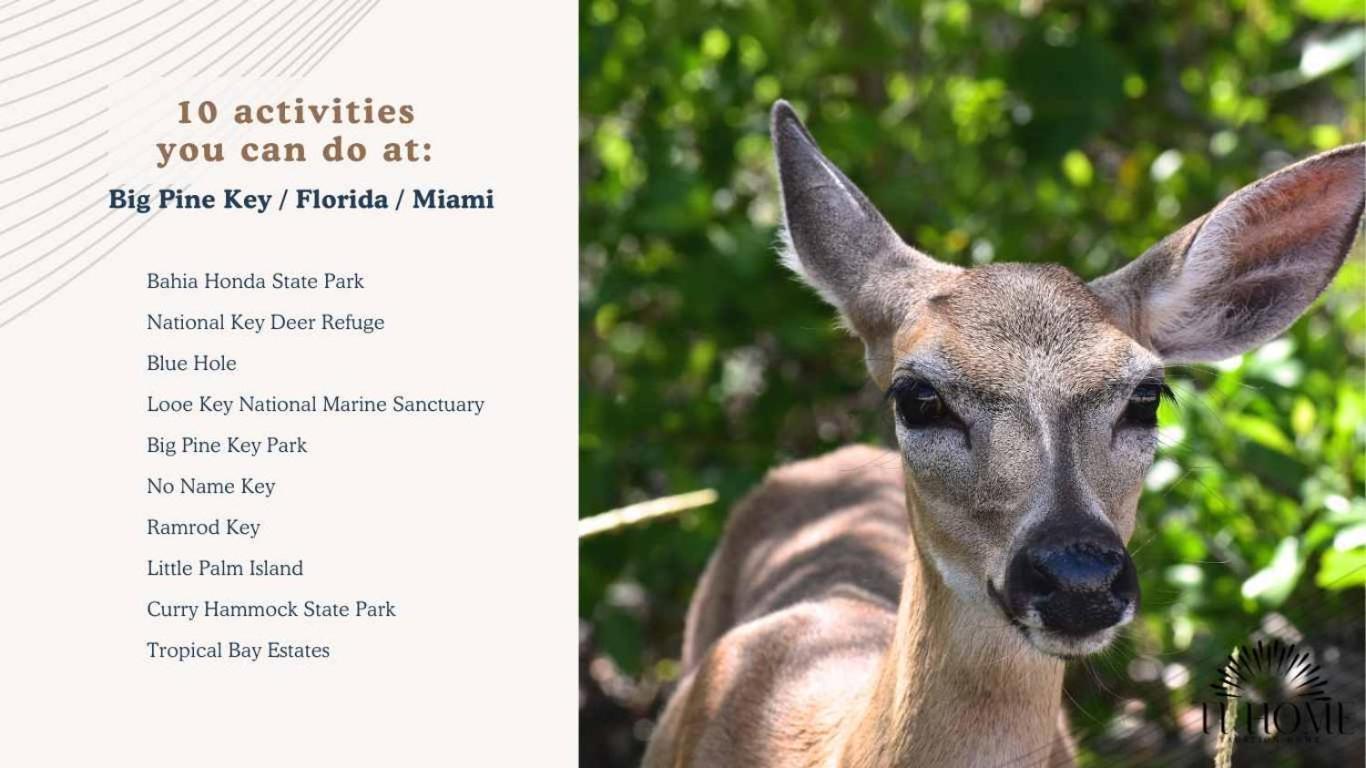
left=649, top=445, right=1072, bottom=768
left=644, top=102, right=1364, bottom=768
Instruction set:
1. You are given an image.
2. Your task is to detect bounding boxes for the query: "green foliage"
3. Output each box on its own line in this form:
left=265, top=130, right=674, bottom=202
left=581, top=0, right=1364, bottom=762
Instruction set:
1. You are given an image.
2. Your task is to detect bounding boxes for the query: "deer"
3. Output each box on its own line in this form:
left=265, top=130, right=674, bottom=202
left=642, top=100, right=1365, bottom=768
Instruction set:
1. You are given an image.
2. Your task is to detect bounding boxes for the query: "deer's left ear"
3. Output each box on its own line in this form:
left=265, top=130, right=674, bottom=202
left=1091, top=144, right=1365, bottom=364
left=770, top=101, right=954, bottom=342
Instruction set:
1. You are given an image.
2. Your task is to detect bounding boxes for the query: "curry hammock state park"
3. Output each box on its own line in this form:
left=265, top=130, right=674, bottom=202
left=145, top=394, right=485, bottom=415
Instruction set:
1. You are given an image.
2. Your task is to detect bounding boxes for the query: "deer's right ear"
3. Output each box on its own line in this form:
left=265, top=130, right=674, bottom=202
left=771, top=101, right=947, bottom=341
left=1091, top=144, right=1365, bottom=363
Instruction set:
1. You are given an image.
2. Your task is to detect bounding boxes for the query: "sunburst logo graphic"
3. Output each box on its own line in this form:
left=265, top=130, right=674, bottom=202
left=1210, top=639, right=1329, bottom=704
left=1202, top=638, right=1351, bottom=742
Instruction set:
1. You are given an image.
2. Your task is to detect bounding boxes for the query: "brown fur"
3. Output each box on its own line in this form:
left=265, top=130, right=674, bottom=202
left=645, top=447, right=1075, bottom=768
left=642, top=102, right=1363, bottom=767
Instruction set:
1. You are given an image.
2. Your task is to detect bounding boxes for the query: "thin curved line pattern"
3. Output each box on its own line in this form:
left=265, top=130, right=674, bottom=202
left=0, top=0, right=58, bottom=27
left=0, top=208, right=143, bottom=307
left=0, top=107, right=106, bottom=159
left=0, top=0, right=148, bottom=66
left=261, top=0, right=343, bottom=76
left=199, top=0, right=298, bottom=77
left=0, top=0, right=389, bottom=331
left=0, top=4, right=194, bottom=109
left=0, top=130, right=108, bottom=185
left=218, top=0, right=308, bottom=76
left=281, top=0, right=363, bottom=76
left=240, top=0, right=328, bottom=76
left=301, top=0, right=379, bottom=77
left=0, top=195, right=107, bottom=264
left=0, top=156, right=106, bottom=212
left=168, top=0, right=276, bottom=76
left=0, top=173, right=107, bottom=238
left=125, top=0, right=234, bottom=77
left=0, top=214, right=158, bottom=330
left=0, top=203, right=125, bottom=284
left=0, top=84, right=106, bottom=133
left=0, top=0, right=101, bottom=45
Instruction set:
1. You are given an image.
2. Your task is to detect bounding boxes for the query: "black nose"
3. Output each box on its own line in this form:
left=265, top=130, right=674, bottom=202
left=1005, top=534, right=1138, bottom=637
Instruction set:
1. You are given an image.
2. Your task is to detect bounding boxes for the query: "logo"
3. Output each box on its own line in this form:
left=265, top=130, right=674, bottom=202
left=1202, top=638, right=1352, bottom=744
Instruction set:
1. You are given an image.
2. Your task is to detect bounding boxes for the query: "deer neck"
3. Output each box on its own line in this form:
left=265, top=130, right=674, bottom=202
left=836, top=512, right=1066, bottom=767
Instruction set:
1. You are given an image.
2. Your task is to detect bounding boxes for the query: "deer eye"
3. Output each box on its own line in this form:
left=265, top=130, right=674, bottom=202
left=892, top=380, right=948, bottom=429
left=1122, top=379, right=1167, bottom=427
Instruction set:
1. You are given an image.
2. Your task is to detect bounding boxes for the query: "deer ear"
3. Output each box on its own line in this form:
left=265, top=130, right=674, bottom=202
left=771, top=101, right=947, bottom=340
left=1091, top=144, right=1365, bottom=364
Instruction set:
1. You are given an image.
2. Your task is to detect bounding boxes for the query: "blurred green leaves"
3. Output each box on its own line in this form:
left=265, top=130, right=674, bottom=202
left=581, top=0, right=1364, bottom=763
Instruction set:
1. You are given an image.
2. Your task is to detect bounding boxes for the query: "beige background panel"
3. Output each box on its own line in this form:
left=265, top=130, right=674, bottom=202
left=0, top=2, right=576, bottom=764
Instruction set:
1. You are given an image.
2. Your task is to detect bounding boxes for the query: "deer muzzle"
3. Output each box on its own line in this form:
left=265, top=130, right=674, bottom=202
left=1002, top=523, right=1139, bottom=641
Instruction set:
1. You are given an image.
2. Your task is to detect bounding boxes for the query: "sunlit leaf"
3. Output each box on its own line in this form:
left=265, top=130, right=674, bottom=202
left=1317, top=547, right=1366, bottom=590
left=1241, top=538, right=1303, bottom=604
left=1225, top=414, right=1296, bottom=455
left=1062, top=150, right=1094, bottom=187
left=1297, top=0, right=1366, bottom=21
left=1301, top=28, right=1366, bottom=79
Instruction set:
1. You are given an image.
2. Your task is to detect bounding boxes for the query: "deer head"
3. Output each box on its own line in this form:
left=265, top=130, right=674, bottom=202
left=772, top=101, right=1364, bottom=658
